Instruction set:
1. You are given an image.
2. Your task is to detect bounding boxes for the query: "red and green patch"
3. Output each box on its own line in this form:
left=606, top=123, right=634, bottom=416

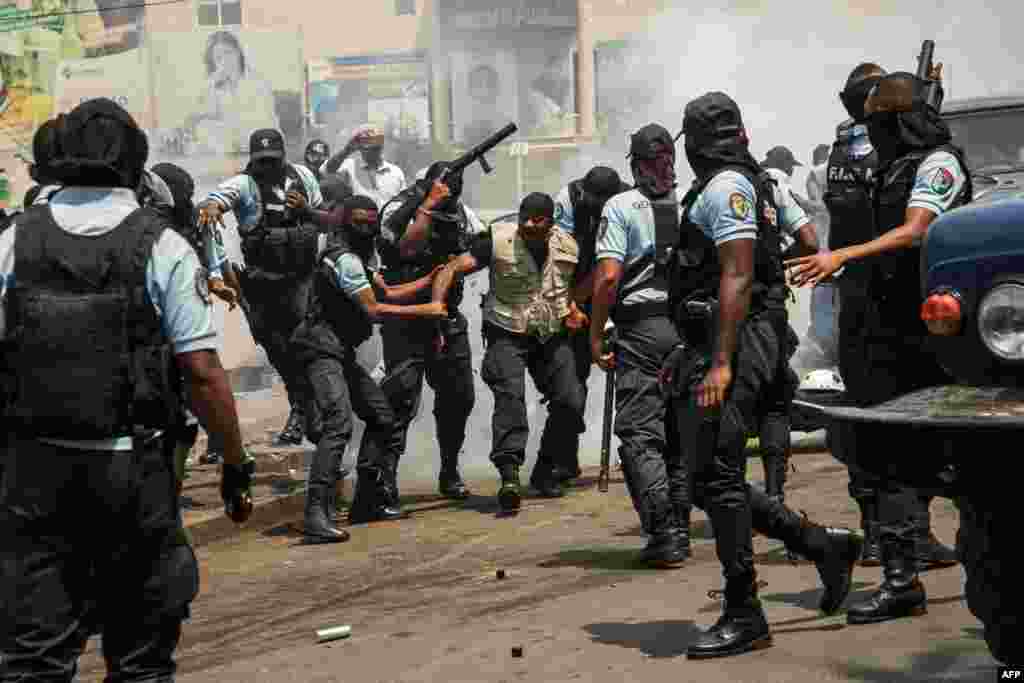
left=929, top=167, right=955, bottom=195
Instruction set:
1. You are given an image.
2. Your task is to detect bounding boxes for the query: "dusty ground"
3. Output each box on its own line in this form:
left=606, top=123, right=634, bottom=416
left=69, top=377, right=1000, bottom=683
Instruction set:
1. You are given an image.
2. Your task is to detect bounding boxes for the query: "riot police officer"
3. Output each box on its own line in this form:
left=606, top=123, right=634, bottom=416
left=662, top=93, right=862, bottom=658
left=434, top=193, right=588, bottom=510
left=293, top=195, right=448, bottom=537
left=198, top=129, right=324, bottom=448
left=304, top=139, right=331, bottom=181
left=553, top=166, right=631, bottom=483
left=788, top=69, right=969, bottom=625
left=375, top=165, right=486, bottom=501
left=0, top=98, right=253, bottom=681
left=588, top=123, right=692, bottom=568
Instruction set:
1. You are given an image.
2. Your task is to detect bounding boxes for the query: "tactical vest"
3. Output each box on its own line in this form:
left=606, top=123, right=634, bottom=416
left=3, top=206, right=180, bottom=439
left=292, top=239, right=375, bottom=359
left=872, top=144, right=972, bottom=317
left=672, top=166, right=787, bottom=320
left=240, top=163, right=318, bottom=281
left=482, top=222, right=578, bottom=339
left=825, top=122, right=878, bottom=253
left=380, top=194, right=471, bottom=308
left=614, top=192, right=682, bottom=318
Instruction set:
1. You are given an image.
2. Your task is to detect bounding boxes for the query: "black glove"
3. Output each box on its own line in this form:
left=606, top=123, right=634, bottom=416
left=221, top=459, right=255, bottom=523
left=658, top=343, right=708, bottom=398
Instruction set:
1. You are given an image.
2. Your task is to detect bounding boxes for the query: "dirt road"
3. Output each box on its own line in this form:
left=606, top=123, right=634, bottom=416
left=76, top=447, right=995, bottom=682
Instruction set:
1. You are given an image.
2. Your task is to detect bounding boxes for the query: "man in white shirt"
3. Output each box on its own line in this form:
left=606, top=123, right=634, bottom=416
left=319, top=126, right=407, bottom=210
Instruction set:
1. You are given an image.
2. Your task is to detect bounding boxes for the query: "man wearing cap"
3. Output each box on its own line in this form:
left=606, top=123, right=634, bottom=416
left=303, top=139, right=331, bottom=182
left=788, top=67, right=969, bottom=626
left=661, top=92, right=862, bottom=658
left=553, top=166, right=632, bottom=483
left=0, top=98, right=253, bottom=681
left=588, top=123, right=693, bottom=568
left=433, top=193, right=587, bottom=510
left=198, top=128, right=324, bottom=448
left=320, top=126, right=407, bottom=210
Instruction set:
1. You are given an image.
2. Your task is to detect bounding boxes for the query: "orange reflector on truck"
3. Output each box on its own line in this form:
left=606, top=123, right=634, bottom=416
left=921, top=292, right=962, bottom=335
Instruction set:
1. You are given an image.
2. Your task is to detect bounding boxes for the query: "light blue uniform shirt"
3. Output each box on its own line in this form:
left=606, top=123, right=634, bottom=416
left=687, top=170, right=808, bottom=246
left=553, top=185, right=577, bottom=234
left=595, top=188, right=677, bottom=307
left=142, top=170, right=228, bottom=278
left=0, top=187, right=218, bottom=450
left=205, top=163, right=324, bottom=238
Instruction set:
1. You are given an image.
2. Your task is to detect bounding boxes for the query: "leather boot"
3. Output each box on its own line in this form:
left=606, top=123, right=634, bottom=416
left=439, top=461, right=471, bottom=500
left=672, top=503, right=693, bottom=559
left=497, top=464, right=521, bottom=512
left=687, top=577, right=772, bottom=659
left=847, top=544, right=927, bottom=624
left=303, top=486, right=350, bottom=544
left=855, top=497, right=882, bottom=566
left=639, top=499, right=688, bottom=568
left=274, top=406, right=305, bottom=446
left=348, top=469, right=408, bottom=524
left=915, top=531, right=958, bottom=571
left=762, top=454, right=788, bottom=503
left=529, top=462, right=566, bottom=498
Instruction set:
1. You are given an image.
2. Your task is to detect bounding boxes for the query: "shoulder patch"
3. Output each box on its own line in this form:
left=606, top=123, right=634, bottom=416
left=554, top=203, right=564, bottom=221
left=195, top=266, right=211, bottom=304
left=929, top=167, right=955, bottom=195
left=729, top=192, right=752, bottom=220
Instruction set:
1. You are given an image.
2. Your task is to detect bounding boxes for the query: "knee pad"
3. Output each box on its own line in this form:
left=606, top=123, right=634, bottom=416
left=141, top=539, right=199, bottom=624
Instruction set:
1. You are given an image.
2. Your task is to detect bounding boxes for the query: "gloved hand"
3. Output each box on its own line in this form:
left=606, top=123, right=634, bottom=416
left=658, top=343, right=708, bottom=398
left=221, top=454, right=255, bottom=524
left=657, top=344, right=689, bottom=396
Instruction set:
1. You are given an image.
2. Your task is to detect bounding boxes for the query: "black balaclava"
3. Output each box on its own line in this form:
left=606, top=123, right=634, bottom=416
left=48, top=98, right=148, bottom=189
left=423, top=161, right=463, bottom=215
left=580, top=165, right=626, bottom=214
left=151, top=162, right=196, bottom=230
left=864, top=71, right=951, bottom=167
left=337, top=195, right=380, bottom=257
left=840, top=63, right=886, bottom=122
left=628, top=123, right=677, bottom=198
left=305, top=139, right=330, bottom=171
left=31, top=119, right=61, bottom=185
left=245, top=155, right=286, bottom=186
left=681, top=92, right=760, bottom=184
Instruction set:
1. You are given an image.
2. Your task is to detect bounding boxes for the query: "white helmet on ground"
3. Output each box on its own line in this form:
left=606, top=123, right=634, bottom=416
left=799, top=368, right=845, bottom=392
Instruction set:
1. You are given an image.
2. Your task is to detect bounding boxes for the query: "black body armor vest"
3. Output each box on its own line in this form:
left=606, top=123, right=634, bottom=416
left=380, top=192, right=471, bottom=308
left=567, top=179, right=632, bottom=287
left=872, top=144, right=972, bottom=318
left=825, top=121, right=878, bottom=253
left=291, top=239, right=375, bottom=360
left=240, top=163, right=318, bottom=281
left=671, top=165, right=787, bottom=322
left=3, top=206, right=180, bottom=439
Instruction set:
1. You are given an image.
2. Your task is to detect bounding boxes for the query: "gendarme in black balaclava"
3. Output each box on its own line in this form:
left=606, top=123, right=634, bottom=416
left=628, top=124, right=676, bottom=198
left=840, top=64, right=886, bottom=123
left=339, top=194, right=380, bottom=258
left=681, top=92, right=760, bottom=183
left=863, top=71, right=951, bottom=167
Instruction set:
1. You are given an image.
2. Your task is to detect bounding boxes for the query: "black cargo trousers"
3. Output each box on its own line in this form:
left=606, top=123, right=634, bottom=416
left=480, top=324, right=586, bottom=472
left=380, top=313, right=475, bottom=473
left=671, top=307, right=820, bottom=582
left=835, top=277, right=950, bottom=563
left=300, top=349, right=404, bottom=490
left=0, top=437, right=198, bottom=682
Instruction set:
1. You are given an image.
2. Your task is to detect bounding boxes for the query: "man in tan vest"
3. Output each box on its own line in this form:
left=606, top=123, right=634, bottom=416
left=432, top=193, right=589, bottom=512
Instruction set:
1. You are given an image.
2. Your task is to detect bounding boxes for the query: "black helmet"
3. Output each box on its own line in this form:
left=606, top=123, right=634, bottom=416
left=305, top=139, right=330, bottom=169
left=49, top=98, right=149, bottom=189
left=581, top=165, right=625, bottom=199
left=681, top=92, right=746, bottom=148
left=628, top=123, right=675, bottom=160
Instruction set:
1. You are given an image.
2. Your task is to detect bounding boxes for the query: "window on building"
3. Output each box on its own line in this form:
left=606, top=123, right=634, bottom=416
left=197, top=0, right=242, bottom=27
left=396, top=0, right=416, bottom=16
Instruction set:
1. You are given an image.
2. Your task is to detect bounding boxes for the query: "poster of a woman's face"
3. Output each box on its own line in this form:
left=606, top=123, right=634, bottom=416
left=206, top=31, right=246, bottom=89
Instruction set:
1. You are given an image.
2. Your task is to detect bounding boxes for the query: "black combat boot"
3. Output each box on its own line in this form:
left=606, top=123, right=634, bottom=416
left=529, top=462, right=566, bottom=499
left=439, top=458, right=471, bottom=500
left=754, top=493, right=862, bottom=614
left=274, top=406, right=305, bottom=446
left=497, top=464, right=522, bottom=512
left=687, top=576, right=771, bottom=659
left=915, top=530, right=958, bottom=571
left=854, top=497, right=882, bottom=566
left=762, top=454, right=788, bottom=503
left=304, top=486, right=350, bottom=544
left=847, top=544, right=927, bottom=624
left=639, top=500, right=688, bottom=568
left=349, top=469, right=408, bottom=524
left=673, top=503, right=693, bottom=559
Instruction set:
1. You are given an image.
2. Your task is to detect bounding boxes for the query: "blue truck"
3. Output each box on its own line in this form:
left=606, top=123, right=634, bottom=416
left=797, top=93, right=1024, bottom=664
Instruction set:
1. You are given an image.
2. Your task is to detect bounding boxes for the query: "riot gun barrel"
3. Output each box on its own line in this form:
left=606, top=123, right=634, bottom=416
left=443, top=123, right=518, bottom=179
left=916, top=40, right=935, bottom=81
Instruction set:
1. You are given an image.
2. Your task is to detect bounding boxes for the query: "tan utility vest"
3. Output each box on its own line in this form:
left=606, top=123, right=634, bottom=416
left=482, top=222, right=579, bottom=338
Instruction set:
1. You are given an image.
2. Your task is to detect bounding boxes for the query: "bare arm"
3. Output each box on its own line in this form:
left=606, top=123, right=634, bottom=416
left=838, top=207, right=935, bottom=263
left=354, top=287, right=446, bottom=322
left=322, top=142, right=357, bottom=176
left=432, top=253, right=481, bottom=304
left=713, top=239, right=755, bottom=369
left=177, top=350, right=245, bottom=466
left=573, top=269, right=596, bottom=305
left=588, top=259, right=622, bottom=370
left=399, top=181, right=450, bottom=260
left=374, top=266, right=444, bottom=302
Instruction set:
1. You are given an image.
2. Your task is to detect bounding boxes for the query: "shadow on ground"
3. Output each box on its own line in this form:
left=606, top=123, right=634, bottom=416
left=759, top=581, right=874, bottom=611
left=836, top=639, right=996, bottom=682
left=583, top=620, right=701, bottom=658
